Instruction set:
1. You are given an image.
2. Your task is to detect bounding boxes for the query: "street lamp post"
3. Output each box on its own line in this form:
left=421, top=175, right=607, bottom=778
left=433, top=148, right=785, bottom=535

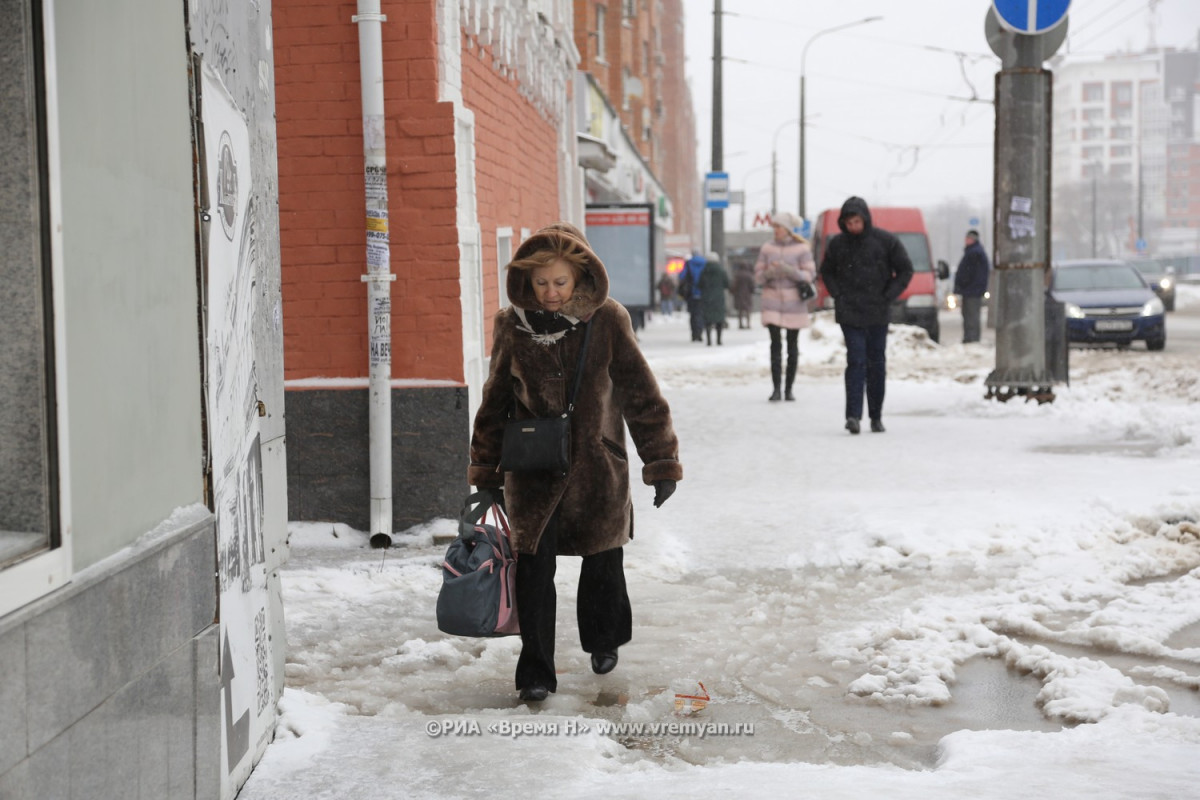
left=741, top=162, right=774, bottom=228
left=798, top=16, right=882, bottom=219
left=771, top=119, right=798, bottom=215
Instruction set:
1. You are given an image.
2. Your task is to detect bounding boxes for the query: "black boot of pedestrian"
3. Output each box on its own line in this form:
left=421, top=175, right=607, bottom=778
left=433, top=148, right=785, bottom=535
left=706, top=326, right=712, bottom=346
left=717, top=326, right=723, bottom=346
left=784, top=353, right=797, bottom=401
left=870, top=418, right=885, bottom=433
left=845, top=417, right=861, bottom=434
left=769, top=348, right=782, bottom=401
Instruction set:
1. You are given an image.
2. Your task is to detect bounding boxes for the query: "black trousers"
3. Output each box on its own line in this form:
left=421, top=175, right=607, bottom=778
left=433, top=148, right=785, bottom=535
left=687, top=298, right=704, bottom=341
left=961, top=295, right=983, bottom=343
left=514, top=510, right=632, bottom=692
left=767, top=325, right=799, bottom=389
left=841, top=323, right=888, bottom=420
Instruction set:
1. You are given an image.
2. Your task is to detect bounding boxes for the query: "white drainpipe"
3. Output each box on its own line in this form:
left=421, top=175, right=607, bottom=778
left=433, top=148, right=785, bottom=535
left=354, top=1, right=395, bottom=547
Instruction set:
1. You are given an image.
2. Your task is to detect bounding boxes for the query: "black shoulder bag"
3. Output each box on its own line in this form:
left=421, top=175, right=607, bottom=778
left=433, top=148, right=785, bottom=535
left=499, top=321, right=593, bottom=475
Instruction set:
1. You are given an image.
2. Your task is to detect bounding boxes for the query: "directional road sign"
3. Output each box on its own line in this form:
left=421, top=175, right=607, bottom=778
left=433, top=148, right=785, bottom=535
left=992, top=0, right=1071, bottom=35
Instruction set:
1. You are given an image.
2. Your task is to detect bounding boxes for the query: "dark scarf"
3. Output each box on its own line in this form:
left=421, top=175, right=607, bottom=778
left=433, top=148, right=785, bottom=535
left=513, top=308, right=582, bottom=345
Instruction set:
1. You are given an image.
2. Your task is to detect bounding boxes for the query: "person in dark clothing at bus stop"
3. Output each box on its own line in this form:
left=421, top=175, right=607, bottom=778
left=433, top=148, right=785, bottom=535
left=953, top=230, right=990, bottom=344
left=818, top=196, right=913, bottom=435
left=678, top=251, right=707, bottom=342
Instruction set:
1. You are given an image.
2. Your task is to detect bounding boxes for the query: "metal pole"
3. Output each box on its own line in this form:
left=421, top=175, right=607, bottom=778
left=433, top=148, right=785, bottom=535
left=1137, top=141, right=1144, bottom=246
left=1091, top=167, right=1097, bottom=257
left=986, top=33, right=1056, bottom=401
left=711, top=0, right=724, bottom=263
left=771, top=147, right=777, bottom=216
left=797, top=18, right=880, bottom=220
left=798, top=73, right=806, bottom=219
left=354, top=0, right=396, bottom=547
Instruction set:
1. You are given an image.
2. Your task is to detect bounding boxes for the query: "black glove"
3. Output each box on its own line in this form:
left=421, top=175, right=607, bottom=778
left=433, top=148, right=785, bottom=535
left=653, top=479, right=676, bottom=508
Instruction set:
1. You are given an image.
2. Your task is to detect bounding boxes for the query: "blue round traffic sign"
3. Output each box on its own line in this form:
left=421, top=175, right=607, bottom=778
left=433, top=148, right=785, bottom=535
left=992, top=0, right=1070, bottom=34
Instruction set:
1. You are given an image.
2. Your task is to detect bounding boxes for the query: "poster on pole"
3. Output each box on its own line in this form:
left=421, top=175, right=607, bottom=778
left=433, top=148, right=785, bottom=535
left=584, top=204, right=655, bottom=308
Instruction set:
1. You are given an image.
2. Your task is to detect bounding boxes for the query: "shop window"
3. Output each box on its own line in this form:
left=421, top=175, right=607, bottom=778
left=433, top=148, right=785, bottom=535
left=1, top=0, right=63, bottom=614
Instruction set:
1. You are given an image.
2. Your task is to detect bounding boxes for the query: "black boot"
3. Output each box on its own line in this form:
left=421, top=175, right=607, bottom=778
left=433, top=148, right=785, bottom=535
left=769, top=348, right=782, bottom=401
left=845, top=418, right=861, bottom=434
left=717, top=325, right=723, bottom=346
left=784, top=352, right=797, bottom=401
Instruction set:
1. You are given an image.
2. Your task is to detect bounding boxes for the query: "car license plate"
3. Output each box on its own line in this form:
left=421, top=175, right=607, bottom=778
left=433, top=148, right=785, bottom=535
left=1094, top=319, right=1133, bottom=332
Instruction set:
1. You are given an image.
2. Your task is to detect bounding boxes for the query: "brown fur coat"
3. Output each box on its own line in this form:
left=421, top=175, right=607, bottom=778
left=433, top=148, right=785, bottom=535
left=468, top=226, right=683, bottom=556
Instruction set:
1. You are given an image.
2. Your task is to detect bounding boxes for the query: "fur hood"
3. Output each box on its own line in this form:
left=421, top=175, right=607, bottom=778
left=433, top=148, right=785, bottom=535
left=506, top=225, right=610, bottom=320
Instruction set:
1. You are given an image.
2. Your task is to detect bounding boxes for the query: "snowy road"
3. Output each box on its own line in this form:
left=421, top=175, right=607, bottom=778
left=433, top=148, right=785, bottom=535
left=240, top=290, right=1200, bottom=799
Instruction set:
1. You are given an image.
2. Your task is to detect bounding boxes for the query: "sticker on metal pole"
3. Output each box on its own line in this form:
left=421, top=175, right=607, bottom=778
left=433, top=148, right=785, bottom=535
left=991, top=0, right=1070, bottom=35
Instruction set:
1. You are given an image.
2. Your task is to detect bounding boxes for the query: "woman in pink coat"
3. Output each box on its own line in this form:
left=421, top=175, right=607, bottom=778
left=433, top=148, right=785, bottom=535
left=754, top=212, right=815, bottom=402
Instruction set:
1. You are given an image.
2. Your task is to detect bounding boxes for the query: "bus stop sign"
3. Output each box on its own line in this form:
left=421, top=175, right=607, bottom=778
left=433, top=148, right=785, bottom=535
left=992, top=0, right=1070, bottom=34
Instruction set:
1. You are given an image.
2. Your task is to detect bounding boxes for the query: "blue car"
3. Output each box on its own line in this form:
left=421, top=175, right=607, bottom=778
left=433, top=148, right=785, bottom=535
left=1051, top=259, right=1166, bottom=351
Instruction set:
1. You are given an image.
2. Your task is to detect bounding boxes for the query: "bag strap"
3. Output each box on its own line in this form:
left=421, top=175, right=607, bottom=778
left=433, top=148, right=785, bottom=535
left=564, top=319, right=593, bottom=417
left=460, top=490, right=493, bottom=534
left=461, top=491, right=516, bottom=558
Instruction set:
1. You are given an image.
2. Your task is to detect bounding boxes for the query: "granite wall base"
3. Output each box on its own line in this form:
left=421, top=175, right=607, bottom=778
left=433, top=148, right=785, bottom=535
left=285, top=386, right=471, bottom=533
left=0, top=512, right=220, bottom=800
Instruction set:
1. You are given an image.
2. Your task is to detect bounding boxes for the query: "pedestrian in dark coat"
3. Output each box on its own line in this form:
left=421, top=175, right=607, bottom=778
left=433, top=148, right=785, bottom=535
left=657, top=272, right=677, bottom=316
left=679, top=251, right=707, bottom=342
left=818, top=196, right=913, bottom=434
left=731, top=262, right=755, bottom=329
left=953, top=230, right=990, bottom=344
left=469, top=222, right=683, bottom=704
left=698, top=251, right=730, bottom=346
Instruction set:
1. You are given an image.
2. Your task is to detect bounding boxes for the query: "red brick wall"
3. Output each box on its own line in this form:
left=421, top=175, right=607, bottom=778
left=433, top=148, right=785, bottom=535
left=275, top=0, right=463, bottom=383
left=460, top=30, right=561, bottom=345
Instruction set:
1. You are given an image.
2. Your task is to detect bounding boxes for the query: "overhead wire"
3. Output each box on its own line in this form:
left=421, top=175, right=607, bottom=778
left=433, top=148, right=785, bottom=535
left=1068, top=0, right=1139, bottom=37
left=1073, top=0, right=1160, bottom=50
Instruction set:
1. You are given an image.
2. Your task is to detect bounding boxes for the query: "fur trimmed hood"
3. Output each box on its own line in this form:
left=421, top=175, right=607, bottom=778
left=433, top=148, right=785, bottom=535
left=506, top=224, right=610, bottom=320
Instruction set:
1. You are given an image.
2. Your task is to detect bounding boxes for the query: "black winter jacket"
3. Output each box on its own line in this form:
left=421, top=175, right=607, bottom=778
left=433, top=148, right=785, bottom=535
left=953, top=240, right=990, bottom=297
left=818, top=197, right=914, bottom=327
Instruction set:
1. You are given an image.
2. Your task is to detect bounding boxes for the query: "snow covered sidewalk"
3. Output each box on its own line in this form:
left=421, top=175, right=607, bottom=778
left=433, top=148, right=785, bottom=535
left=240, top=309, right=1200, bottom=800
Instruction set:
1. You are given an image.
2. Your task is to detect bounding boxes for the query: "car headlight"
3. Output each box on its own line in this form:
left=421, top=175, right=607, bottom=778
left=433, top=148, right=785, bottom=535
left=1142, top=297, right=1164, bottom=316
left=1065, top=302, right=1085, bottom=319
left=906, top=294, right=936, bottom=308
left=1159, top=278, right=1173, bottom=290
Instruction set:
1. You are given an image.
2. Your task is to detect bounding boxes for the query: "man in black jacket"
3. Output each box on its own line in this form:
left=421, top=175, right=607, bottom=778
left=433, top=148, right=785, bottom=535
left=953, top=230, right=990, bottom=344
left=818, top=197, right=913, bottom=434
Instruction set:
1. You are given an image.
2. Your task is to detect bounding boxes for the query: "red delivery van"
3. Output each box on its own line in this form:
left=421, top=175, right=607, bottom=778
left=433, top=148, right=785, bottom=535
left=811, top=206, right=950, bottom=342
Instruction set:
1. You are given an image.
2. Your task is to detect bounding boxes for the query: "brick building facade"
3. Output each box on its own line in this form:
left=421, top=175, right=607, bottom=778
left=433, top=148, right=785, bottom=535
left=573, top=0, right=701, bottom=246
left=274, top=0, right=577, bottom=532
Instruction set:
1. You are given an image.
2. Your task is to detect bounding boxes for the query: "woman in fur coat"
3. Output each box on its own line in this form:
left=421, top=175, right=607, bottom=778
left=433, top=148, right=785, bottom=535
left=469, top=223, right=683, bottom=703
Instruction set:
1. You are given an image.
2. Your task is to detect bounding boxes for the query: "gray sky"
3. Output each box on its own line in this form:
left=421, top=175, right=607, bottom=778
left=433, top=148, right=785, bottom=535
left=683, top=0, right=1200, bottom=226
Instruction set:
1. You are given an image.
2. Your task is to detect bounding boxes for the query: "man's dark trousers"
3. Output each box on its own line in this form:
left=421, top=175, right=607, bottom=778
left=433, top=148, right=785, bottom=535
left=961, top=295, right=983, bottom=343
left=841, top=323, right=888, bottom=421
